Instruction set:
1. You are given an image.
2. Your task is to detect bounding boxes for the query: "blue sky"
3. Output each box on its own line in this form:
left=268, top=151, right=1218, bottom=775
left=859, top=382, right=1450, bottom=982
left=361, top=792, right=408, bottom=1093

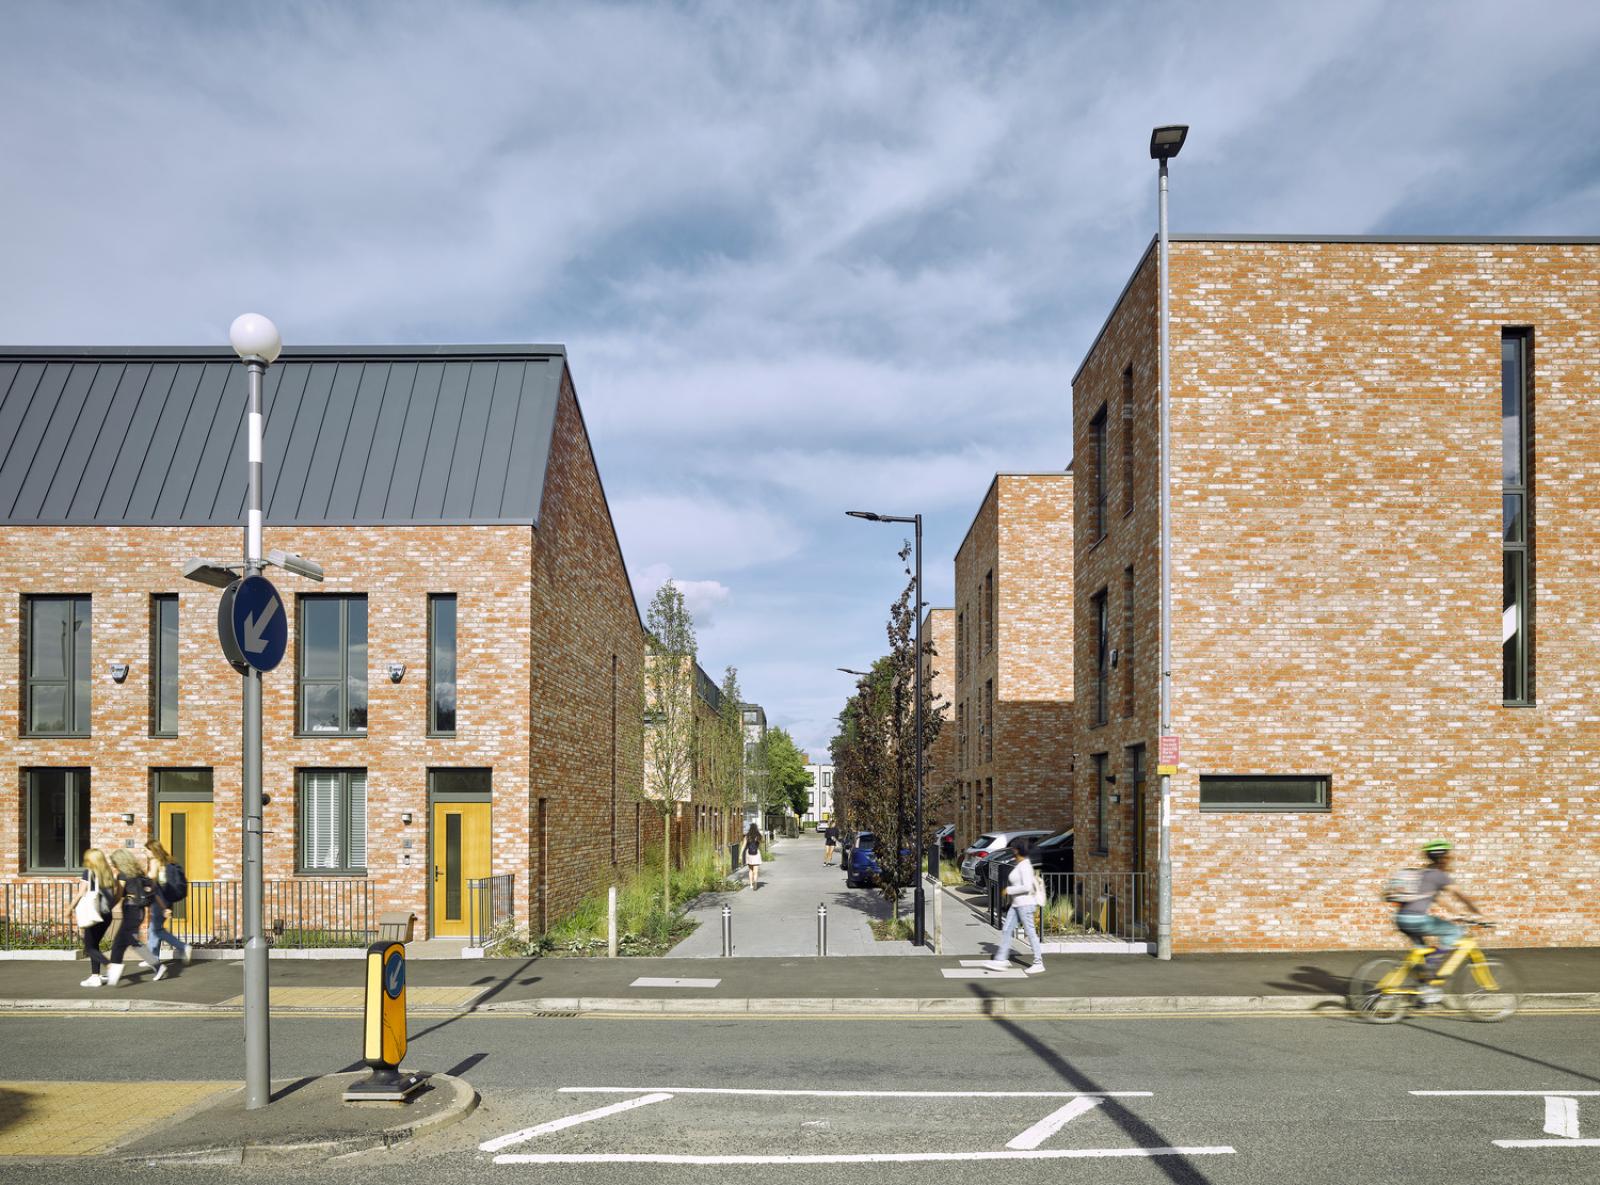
left=3, top=1, right=1597, bottom=756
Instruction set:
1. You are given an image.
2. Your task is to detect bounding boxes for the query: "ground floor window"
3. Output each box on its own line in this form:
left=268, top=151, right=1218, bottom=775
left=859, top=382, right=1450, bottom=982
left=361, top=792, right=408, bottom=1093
left=1199, top=775, right=1330, bottom=812
left=26, top=768, right=90, bottom=873
left=298, top=769, right=367, bottom=873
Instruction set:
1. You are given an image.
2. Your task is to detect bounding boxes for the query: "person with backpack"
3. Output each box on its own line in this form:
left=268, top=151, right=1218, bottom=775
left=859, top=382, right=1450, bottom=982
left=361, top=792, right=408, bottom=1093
left=105, top=848, right=166, bottom=986
left=744, top=823, right=764, bottom=890
left=823, top=822, right=839, bottom=866
left=984, top=836, right=1046, bottom=975
left=144, top=840, right=193, bottom=967
left=1388, top=840, right=1482, bottom=1001
left=74, top=848, right=118, bottom=988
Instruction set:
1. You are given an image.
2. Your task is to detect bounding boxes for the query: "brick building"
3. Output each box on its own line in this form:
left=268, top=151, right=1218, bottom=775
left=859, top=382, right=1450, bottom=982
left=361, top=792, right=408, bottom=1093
left=643, top=653, right=738, bottom=854
left=1071, top=235, right=1600, bottom=951
left=952, top=473, right=1075, bottom=852
left=920, top=607, right=957, bottom=826
left=0, top=344, right=644, bottom=942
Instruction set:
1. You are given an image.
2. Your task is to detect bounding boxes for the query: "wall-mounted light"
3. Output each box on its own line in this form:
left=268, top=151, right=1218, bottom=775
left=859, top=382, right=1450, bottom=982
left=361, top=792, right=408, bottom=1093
left=388, top=662, right=406, bottom=684
left=401, top=812, right=413, bottom=825
left=1110, top=648, right=1120, bottom=669
left=120, top=812, right=135, bottom=825
left=109, top=662, right=129, bottom=683
left=1106, top=773, right=1117, bottom=783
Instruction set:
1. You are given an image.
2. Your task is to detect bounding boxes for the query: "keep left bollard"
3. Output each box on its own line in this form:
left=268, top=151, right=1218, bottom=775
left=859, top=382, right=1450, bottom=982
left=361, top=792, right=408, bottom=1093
left=343, top=939, right=423, bottom=1102
left=817, top=903, right=827, bottom=956
left=721, top=903, right=733, bottom=957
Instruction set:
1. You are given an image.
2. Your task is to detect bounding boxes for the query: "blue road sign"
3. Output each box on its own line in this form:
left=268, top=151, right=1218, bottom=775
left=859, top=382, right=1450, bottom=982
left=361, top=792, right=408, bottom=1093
left=218, top=573, right=287, bottom=673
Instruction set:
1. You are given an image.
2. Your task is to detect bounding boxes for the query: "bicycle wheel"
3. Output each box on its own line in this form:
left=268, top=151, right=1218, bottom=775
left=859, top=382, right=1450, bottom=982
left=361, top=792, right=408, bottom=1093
left=1451, top=955, right=1521, bottom=1022
left=1349, top=956, right=1411, bottom=1023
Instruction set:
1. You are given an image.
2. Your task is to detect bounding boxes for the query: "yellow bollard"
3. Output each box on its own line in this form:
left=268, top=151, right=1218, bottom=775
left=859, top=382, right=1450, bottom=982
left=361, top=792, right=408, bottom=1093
left=342, top=940, right=423, bottom=1102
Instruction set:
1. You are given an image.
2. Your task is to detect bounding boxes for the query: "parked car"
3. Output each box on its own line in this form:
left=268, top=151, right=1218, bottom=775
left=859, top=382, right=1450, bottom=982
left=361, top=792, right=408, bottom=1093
left=987, top=829, right=1074, bottom=895
left=932, top=823, right=957, bottom=861
left=959, top=830, right=1054, bottom=887
left=844, top=832, right=878, bottom=888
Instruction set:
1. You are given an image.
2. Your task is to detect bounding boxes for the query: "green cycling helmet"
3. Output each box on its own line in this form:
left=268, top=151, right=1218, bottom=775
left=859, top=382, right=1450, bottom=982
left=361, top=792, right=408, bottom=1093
left=1421, top=839, right=1453, bottom=855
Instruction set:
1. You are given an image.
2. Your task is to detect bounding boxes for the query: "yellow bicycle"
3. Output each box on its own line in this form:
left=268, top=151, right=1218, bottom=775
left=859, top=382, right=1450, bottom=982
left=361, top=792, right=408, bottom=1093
left=1348, top=920, right=1521, bottom=1023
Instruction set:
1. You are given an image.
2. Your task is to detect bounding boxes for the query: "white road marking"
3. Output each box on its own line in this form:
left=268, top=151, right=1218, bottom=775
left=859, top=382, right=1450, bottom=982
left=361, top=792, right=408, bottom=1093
left=1006, top=1097, right=1104, bottom=1149
left=942, top=969, right=1026, bottom=979
left=1411, top=1091, right=1600, bottom=1096
left=559, top=1086, right=1151, bottom=1098
left=630, top=977, right=721, bottom=988
left=1546, top=1096, right=1581, bottom=1140
left=478, top=1093, right=674, bottom=1153
left=1493, top=1139, right=1600, bottom=1149
left=492, top=1147, right=1236, bottom=1165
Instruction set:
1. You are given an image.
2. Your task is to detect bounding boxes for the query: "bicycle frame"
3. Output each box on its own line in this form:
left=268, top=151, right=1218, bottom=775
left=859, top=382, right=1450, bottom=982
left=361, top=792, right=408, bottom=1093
left=1374, top=932, right=1503, bottom=994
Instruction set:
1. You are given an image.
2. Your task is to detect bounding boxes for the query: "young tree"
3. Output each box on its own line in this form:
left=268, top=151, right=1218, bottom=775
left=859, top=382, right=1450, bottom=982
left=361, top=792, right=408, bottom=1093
left=715, top=666, right=745, bottom=843
left=757, top=726, right=814, bottom=822
left=641, top=581, right=697, bottom=920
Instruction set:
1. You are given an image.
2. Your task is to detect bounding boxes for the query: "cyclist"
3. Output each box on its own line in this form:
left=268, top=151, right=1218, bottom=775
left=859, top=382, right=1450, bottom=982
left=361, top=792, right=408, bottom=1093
left=1394, top=840, right=1482, bottom=1001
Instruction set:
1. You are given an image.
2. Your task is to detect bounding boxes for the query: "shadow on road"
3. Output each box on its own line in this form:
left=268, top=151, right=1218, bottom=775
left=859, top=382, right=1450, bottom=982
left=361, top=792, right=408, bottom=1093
left=965, top=983, right=1218, bottom=1184
left=1403, top=1017, right=1600, bottom=1086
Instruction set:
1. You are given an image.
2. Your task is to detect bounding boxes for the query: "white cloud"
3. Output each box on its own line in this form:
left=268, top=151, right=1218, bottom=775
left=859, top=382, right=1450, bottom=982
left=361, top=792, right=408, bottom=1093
left=634, top=563, right=733, bottom=630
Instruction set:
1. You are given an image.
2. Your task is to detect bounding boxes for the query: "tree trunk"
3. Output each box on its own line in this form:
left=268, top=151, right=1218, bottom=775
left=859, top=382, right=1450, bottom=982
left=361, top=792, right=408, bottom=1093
left=663, top=808, right=673, bottom=920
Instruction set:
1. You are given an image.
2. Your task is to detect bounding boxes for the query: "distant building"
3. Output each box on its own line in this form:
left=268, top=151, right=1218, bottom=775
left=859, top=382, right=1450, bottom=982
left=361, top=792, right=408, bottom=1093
left=738, top=702, right=766, bottom=826
left=801, top=758, right=834, bottom=824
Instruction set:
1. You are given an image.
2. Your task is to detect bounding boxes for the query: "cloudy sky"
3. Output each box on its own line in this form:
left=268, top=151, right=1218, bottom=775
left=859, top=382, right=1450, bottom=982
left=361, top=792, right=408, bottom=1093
left=4, top=1, right=1597, bottom=756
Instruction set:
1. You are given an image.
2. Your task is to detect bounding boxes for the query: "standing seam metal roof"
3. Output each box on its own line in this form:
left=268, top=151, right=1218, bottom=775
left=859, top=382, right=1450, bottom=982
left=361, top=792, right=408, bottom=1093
left=0, top=346, right=565, bottom=525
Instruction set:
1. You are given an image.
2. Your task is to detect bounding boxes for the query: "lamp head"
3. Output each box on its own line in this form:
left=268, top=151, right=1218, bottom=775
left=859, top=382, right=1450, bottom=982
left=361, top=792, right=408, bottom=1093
left=229, top=313, right=282, bottom=364
left=1149, top=124, right=1188, bottom=161
left=845, top=510, right=882, bottom=522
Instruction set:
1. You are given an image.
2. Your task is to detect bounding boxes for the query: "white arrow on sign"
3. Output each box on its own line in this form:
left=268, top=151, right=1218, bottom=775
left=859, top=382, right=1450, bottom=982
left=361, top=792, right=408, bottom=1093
left=243, top=596, right=280, bottom=654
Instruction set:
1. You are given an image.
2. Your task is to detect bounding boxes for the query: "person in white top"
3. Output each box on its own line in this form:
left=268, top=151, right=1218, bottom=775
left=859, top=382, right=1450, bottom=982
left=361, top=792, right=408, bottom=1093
left=985, top=837, right=1045, bottom=974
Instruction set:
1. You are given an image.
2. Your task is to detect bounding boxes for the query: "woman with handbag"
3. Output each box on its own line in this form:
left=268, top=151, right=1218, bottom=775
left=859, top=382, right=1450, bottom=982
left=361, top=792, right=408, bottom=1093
left=984, top=837, right=1046, bottom=975
left=75, top=848, right=117, bottom=988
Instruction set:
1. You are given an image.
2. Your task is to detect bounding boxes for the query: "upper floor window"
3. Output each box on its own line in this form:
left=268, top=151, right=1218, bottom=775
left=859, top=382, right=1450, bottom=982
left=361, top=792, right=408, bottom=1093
left=1121, top=567, right=1135, bottom=718
left=983, top=679, right=994, bottom=763
left=1121, top=366, right=1135, bottom=515
left=1090, top=404, right=1108, bottom=541
left=822, top=770, right=832, bottom=789
left=298, top=595, right=368, bottom=735
left=1093, top=588, right=1109, bottom=726
left=151, top=595, right=179, bottom=736
left=1503, top=330, right=1533, bottom=706
left=25, top=595, right=91, bottom=736
left=25, top=768, right=90, bottom=873
left=429, top=594, right=457, bottom=734
left=956, top=612, right=965, bottom=682
left=984, top=570, right=995, bottom=653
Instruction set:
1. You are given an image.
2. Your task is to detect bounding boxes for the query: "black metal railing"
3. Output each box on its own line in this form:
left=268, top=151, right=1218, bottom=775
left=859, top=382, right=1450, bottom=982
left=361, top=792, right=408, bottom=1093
left=161, top=880, right=240, bottom=946
left=265, top=879, right=376, bottom=948
left=0, top=880, right=80, bottom=950
left=1037, top=871, right=1153, bottom=943
left=467, top=873, right=516, bottom=947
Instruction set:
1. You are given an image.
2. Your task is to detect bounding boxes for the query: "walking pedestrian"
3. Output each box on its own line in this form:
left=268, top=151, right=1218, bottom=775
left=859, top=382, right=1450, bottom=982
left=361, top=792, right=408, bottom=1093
left=744, top=824, right=764, bottom=890
left=144, top=840, right=193, bottom=967
left=823, top=822, right=839, bottom=866
left=105, top=848, right=165, bottom=986
left=985, top=837, right=1046, bottom=975
left=74, top=848, right=117, bottom=988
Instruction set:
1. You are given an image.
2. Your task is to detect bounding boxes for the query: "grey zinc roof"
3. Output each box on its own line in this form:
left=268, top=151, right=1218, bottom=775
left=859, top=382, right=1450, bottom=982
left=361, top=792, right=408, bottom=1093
left=0, top=346, right=565, bottom=525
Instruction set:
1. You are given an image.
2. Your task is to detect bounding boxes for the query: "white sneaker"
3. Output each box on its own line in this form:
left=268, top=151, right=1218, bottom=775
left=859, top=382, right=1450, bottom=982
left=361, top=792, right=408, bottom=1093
left=152, top=965, right=169, bottom=982
left=80, top=974, right=104, bottom=988
left=1420, top=985, right=1443, bottom=1005
left=1025, top=964, right=1045, bottom=975
left=181, top=946, right=193, bottom=966
left=983, top=960, right=1010, bottom=971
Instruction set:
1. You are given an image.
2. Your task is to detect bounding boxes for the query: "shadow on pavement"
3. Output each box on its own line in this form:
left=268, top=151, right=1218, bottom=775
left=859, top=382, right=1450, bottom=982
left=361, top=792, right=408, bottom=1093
left=1264, top=965, right=1349, bottom=994
left=965, top=982, right=1218, bottom=1185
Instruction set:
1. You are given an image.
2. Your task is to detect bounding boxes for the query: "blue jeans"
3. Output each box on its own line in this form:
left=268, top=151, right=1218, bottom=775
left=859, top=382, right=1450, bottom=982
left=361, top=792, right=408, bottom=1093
left=1397, top=914, right=1462, bottom=965
left=995, top=904, right=1042, bottom=966
left=147, top=906, right=189, bottom=960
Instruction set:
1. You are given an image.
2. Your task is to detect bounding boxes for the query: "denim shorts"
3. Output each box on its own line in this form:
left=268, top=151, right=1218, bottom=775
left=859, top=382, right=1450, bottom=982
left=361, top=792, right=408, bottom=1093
left=1397, top=914, right=1462, bottom=949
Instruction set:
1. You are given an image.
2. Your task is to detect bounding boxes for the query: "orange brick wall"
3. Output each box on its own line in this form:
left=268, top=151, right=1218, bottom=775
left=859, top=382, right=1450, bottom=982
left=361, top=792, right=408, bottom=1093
left=921, top=608, right=956, bottom=822
left=1073, top=239, right=1600, bottom=951
left=1, top=369, right=645, bottom=938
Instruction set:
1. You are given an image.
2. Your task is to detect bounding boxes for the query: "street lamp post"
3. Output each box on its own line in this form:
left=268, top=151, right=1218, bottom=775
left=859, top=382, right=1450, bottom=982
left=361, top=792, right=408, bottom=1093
left=1149, top=124, right=1187, bottom=963
left=846, top=509, right=926, bottom=947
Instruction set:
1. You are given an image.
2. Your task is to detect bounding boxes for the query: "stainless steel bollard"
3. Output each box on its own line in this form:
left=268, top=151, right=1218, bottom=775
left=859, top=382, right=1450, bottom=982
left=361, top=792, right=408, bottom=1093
left=721, top=903, right=733, bottom=957
left=817, top=903, right=827, bottom=957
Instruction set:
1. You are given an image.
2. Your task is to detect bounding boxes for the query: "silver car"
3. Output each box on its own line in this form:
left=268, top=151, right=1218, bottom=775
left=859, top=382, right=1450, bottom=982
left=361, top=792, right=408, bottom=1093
left=958, top=830, right=1053, bottom=887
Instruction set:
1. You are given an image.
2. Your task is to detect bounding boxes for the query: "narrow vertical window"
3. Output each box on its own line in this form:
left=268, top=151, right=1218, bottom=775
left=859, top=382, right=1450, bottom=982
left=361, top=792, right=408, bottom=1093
left=25, top=768, right=91, bottom=873
left=429, top=594, right=457, bottom=734
left=1093, top=588, right=1109, bottom=726
left=1090, top=405, right=1108, bottom=540
left=298, top=769, right=368, bottom=872
left=152, top=595, right=179, bottom=736
left=1121, top=567, right=1135, bottom=717
left=1093, top=753, right=1108, bottom=854
left=956, top=612, right=964, bottom=682
left=1122, top=366, right=1135, bottom=514
left=24, top=596, right=91, bottom=736
left=984, top=679, right=994, bottom=763
left=1502, top=330, right=1532, bottom=705
left=299, top=595, right=368, bottom=735
left=984, top=570, right=995, bottom=653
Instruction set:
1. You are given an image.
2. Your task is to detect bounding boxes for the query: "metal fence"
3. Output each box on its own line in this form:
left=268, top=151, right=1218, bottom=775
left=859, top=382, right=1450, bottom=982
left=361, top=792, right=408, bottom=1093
left=2, top=878, right=378, bottom=951
left=467, top=873, right=516, bottom=947
left=1038, top=871, right=1152, bottom=942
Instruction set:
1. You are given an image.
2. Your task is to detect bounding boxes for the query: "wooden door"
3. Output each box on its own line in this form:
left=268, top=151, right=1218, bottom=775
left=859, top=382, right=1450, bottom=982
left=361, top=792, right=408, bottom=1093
left=431, top=800, right=491, bottom=937
left=158, top=800, right=214, bottom=935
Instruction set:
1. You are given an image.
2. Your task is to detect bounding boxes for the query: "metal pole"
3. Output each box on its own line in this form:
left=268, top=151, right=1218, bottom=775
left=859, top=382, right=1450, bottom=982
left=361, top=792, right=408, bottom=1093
left=721, top=903, right=732, bottom=957
left=932, top=872, right=943, bottom=955
left=912, top=514, right=925, bottom=948
left=817, top=903, right=827, bottom=957
left=607, top=884, right=618, bottom=958
left=242, top=358, right=271, bottom=1106
left=1156, top=157, right=1174, bottom=963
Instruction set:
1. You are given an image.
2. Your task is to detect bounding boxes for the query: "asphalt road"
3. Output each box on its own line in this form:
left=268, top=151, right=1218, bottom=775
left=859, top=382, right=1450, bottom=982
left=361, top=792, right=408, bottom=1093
left=3, top=1008, right=1598, bottom=1184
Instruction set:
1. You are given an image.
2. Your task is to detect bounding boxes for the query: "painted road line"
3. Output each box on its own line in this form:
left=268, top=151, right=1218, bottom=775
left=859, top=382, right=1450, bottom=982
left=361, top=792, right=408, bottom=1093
left=942, top=969, right=1026, bottom=979
left=493, top=1147, right=1236, bottom=1165
left=1006, top=1097, right=1104, bottom=1150
left=630, top=978, right=722, bottom=989
left=1411, top=1090, right=1600, bottom=1096
left=1493, top=1139, right=1600, bottom=1148
left=559, top=1087, right=1152, bottom=1098
left=479, top=1093, right=674, bottom=1153
left=1545, top=1096, right=1581, bottom=1139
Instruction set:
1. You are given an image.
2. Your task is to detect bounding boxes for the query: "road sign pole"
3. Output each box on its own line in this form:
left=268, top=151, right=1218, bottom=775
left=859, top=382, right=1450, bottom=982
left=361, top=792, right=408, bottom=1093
left=242, top=357, right=271, bottom=1109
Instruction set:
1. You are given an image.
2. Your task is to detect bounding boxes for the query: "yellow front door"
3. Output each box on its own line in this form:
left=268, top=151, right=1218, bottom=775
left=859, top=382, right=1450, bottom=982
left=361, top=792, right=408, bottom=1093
left=157, top=800, right=215, bottom=936
left=431, top=801, right=491, bottom=937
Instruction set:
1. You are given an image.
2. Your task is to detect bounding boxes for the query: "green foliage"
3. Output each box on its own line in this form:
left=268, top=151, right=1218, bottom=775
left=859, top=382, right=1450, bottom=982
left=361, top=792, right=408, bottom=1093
left=715, top=666, right=746, bottom=836
left=757, top=726, right=813, bottom=819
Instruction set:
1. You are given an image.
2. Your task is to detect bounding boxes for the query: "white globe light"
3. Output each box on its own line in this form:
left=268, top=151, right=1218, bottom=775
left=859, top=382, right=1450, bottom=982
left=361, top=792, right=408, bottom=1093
left=229, top=313, right=282, bottom=364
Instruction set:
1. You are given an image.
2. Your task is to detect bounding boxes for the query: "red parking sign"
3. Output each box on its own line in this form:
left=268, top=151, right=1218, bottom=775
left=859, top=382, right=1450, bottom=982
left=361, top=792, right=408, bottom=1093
left=1159, top=735, right=1180, bottom=766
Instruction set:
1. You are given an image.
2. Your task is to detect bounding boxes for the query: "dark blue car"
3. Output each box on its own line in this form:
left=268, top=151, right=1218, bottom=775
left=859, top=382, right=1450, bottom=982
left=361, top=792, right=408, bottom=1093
left=844, top=832, right=879, bottom=888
